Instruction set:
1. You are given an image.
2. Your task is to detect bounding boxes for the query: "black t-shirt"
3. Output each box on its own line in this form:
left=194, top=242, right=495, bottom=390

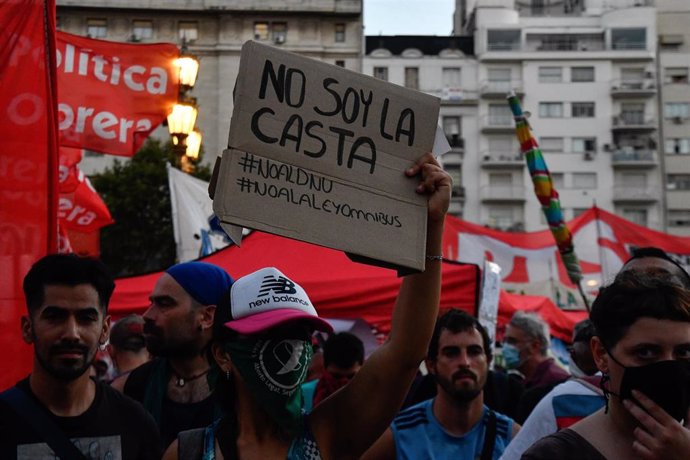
left=0, top=377, right=162, bottom=460
left=124, top=359, right=219, bottom=448
left=521, top=428, right=607, bottom=460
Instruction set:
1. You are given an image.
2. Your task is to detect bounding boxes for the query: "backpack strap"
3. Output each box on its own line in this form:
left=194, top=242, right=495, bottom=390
left=480, top=409, right=498, bottom=460
left=0, top=387, right=88, bottom=460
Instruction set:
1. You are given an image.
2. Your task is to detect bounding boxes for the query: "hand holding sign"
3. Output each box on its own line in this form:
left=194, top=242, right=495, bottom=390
left=407, top=153, right=451, bottom=224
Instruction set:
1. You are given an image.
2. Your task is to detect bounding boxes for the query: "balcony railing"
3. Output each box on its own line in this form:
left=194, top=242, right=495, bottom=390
left=612, top=114, right=656, bottom=129
left=480, top=185, right=527, bottom=201
left=610, top=79, right=656, bottom=97
left=611, top=150, right=657, bottom=166
left=480, top=80, right=524, bottom=96
left=612, top=186, right=660, bottom=202
left=481, top=152, right=524, bottom=168
left=481, top=115, right=514, bottom=130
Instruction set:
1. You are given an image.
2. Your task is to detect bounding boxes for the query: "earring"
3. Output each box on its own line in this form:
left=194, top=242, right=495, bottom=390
left=225, top=369, right=230, bottom=380
left=599, top=373, right=611, bottom=414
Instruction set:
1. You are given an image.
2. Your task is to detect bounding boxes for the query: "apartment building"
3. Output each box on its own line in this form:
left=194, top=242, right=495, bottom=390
left=363, top=35, right=477, bottom=217
left=658, top=0, right=690, bottom=236
left=56, top=0, right=363, bottom=174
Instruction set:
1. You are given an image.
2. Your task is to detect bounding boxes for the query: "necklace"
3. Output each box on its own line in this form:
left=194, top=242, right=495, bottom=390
left=171, top=368, right=210, bottom=387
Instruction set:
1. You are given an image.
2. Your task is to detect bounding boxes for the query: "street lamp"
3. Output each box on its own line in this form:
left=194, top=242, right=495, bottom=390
left=167, top=101, right=198, bottom=159
left=185, top=130, right=202, bottom=160
left=167, top=45, right=200, bottom=170
left=175, top=55, right=199, bottom=90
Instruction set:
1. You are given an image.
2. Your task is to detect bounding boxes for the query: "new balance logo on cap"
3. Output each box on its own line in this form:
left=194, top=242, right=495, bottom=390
left=224, top=267, right=333, bottom=335
left=258, top=275, right=297, bottom=297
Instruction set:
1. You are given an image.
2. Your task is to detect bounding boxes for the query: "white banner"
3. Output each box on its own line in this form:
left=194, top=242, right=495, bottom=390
left=167, top=163, right=231, bottom=262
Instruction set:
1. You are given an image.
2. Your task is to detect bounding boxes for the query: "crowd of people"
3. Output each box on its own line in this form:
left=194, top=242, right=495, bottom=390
left=2, top=152, right=690, bottom=459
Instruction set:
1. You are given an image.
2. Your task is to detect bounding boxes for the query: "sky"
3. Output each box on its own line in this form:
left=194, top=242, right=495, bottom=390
left=364, top=0, right=456, bottom=36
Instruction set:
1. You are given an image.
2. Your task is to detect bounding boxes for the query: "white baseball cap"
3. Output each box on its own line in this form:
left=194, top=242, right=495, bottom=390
left=223, top=267, right=333, bottom=335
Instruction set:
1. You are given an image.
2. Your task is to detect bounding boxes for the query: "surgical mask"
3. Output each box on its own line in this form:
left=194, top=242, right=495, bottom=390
left=225, top=337, right=312, bottom=432
left=502, top=343, right=522, bottom=370
left=568, top=359, right=587, bottom=379
left=607, top=351, right=690, bottom=422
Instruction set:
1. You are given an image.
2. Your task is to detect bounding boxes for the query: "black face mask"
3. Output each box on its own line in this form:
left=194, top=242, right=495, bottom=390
left=608, top=352, right=690, bottom=422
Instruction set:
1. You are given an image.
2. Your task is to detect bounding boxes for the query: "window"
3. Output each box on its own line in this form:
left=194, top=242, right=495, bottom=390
left=611, top=28, right=646, bottom=50
left=254, top=22, right=269, bottom=40
left=488, top=136, right=513, bottom=154
left=665, top=103, right=690, bottom=119
left=539, top=67, right=562, bottom=83
left=488, top=68, right=511, bottom=82
left=573, top=172, right=597, bottom=189
left=620, top=68, right=645, bottom=89
left=572, top=137, right=596, bottom=153
left=489, top=173, right=513, bottom=186
left=540, top=137, right=564, bottom=152
left=488, top=206, right=522, bottom=231
left=373, top=67, right=388, bottom=81
left=622, top=209, right=647, bottom=227
left=443, top=117, right=462, bottom=147
left=132, top=20, right=153, bottom=41
left=488, top=104, right=512, bottom=126
left=621, top=103, right=645, bottom=124
left=539, top=102, right=563, bottom=118
left=405, top=67, right=419, bottom=90
left=442, top=68, right=461, bottom=87
left=487, top=29, right=521, bottom=51
left=272, top=22, right=287, bottom=44
left=335, top=23, right=345, bottom=43
left=56, top=16, right=62, bottom=30
left=571, top=102, right=595, bottom=118
left=668, top=210, right=690, bottom=227
left=621, top=173, right=647, bottom=187
left=665, top=138, right=690, bottom=154
left=179, top=21, right=198, bottom=42
left=571, top=67, right=594, bottom=82
left=87, top=18, right=107, bottom=38
left=668, top=175, right=690, bottom=190
left=666, top=67, right=689, bottom=84
left=551, top=172, right=564, bottom=189
left=335, top=60, right=345, bottom=68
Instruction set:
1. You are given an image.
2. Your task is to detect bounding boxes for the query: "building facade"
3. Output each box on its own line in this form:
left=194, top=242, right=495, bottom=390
left=56, top=0, right=363, bottom=174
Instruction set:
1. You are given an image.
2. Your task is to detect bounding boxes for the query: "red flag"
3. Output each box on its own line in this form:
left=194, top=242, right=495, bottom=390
left=59, top=176, right=114, bottom=233
left=56, top=31, right=180, bottom=156
left=58, top=146, right=83, bottom=193
left=0, top=0, right=59, bottom=390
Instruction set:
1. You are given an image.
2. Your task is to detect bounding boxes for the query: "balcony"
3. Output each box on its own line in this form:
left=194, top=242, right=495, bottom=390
left=610, top=79, right=656, bottom=98
left=451, top=185, right=466, bottom=201
left=525, top=34, right=606, bottom=52
left=480, top=152, right=524, bottom=169
left=611, top=114, right=656, bottom=131
left=480, top=185, right=527, bottom=202
left=612, top=186, right=660, bottom=203
left=427, top=87, right=479, bottom=104
left=611, top=150, right=658, bottom=168
left=479, top=80, right=524, bottom=98
left=481, top=115, right=514, bottom=133
left=445, top=135, right=465, bottom=152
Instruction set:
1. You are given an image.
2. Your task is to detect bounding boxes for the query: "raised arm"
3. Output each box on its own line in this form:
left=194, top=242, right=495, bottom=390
left=311, top=153, right=451, bottom=459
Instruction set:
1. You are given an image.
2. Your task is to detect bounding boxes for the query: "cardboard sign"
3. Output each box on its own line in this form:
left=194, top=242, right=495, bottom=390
left=214, top=41, right=441, bottom=271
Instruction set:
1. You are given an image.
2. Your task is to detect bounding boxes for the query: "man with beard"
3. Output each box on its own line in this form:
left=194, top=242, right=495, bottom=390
left=363, top=309, right=520, bottom=460
left=0, top=254, right=161, bottom=459
left=111, top=261, right=233, bottom=447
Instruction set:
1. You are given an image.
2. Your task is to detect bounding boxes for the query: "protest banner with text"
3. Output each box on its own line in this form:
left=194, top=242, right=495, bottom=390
left=215, top=41, right=441, bottom=271
left=57, top=31, right=179, bottom=156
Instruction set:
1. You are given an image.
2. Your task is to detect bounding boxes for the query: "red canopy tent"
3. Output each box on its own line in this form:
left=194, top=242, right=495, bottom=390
left=111, top=231, right=481, bottom=333
left=498, top=291, right=588, bottom=343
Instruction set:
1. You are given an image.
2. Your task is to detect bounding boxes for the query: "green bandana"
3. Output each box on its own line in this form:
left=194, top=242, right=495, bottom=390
left=225, top=337, right=312, bottom=433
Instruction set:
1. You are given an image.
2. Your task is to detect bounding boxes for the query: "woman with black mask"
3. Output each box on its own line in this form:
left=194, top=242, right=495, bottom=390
left=522, top=271, right=690, bottom=460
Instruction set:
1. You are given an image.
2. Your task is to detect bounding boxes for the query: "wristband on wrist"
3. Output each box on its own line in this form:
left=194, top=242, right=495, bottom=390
left=426, top=255, right=443, bottom=261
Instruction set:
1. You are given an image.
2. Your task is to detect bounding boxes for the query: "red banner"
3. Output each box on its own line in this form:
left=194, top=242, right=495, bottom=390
left=443, top=207, right=690, bottom=307
left=58, top=146, right=83, bottom=192
left=59, top=175, right=114, bottom=233
left=0, top=0, right=59, bottom=390
left=56, top=31, right=179, bottom=157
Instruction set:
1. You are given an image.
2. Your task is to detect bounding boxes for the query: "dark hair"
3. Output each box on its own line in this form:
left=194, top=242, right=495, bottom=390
left=23, top=254, right=115, bottom=314
left=428, top=309, right=492, bottom=362
left=590, top=271, right=690, bottom=350
left=572, top=319, right=596, bottom=344
left=624, top=247, right=690, bottom=288
left=323, top=332, right=364, bottom=369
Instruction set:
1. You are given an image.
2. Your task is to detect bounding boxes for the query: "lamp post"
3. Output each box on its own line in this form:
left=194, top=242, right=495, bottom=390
left=168, top=47, right=200, bottom=171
